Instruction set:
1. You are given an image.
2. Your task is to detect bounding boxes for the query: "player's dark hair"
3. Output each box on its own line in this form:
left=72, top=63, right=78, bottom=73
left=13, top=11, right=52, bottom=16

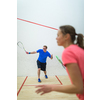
left=43, top=45, right=47, bottom=49
left=59, top=25, right=84, bottom=49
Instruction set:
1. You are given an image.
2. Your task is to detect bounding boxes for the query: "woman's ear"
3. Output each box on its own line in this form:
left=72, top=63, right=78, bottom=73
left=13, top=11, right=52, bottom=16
left=64, top=33, right=70, bottom=40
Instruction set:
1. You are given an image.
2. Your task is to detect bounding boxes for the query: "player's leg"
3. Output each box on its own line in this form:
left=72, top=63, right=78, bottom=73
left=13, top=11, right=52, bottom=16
left=43, top=62, right=48, bottom=79
left=38, top=68, right=41, bottom=79
left=44, top=71, right=46, bottom=75
left=37, top=60, right=42, bottom=82
left=44, top=71, right=48, bottom=78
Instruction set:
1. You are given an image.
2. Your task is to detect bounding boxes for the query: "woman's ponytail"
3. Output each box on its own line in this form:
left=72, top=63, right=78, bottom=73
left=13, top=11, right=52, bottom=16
left=59, top=25, right=84, bottom=49
left=76, top=34, right=84, bottom=49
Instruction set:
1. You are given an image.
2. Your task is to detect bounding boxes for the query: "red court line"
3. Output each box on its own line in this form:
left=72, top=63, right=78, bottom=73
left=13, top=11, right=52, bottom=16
left=17, top=76, right=28, bottom=96
left=55, top=75, right=63, bottom=85
left=24, top=76, right=62, bottom=86
left=24, top=85, right=35, bottom=86
left=17, top=18, right=58, bottom=30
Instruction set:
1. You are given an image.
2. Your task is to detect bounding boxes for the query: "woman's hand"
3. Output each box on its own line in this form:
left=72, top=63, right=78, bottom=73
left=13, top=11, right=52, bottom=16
left=35, top=84, right=53, bottom=95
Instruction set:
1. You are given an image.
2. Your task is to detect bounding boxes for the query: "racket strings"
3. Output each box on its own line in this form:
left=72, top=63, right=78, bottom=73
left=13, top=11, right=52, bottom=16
left=17, top=42, right=23, bottom=48
left=17, top=41, right=26, bottom=51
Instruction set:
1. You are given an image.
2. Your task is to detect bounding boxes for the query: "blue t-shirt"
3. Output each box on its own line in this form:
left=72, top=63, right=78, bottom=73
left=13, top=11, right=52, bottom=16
left=36, top=49, right=51, bottom=63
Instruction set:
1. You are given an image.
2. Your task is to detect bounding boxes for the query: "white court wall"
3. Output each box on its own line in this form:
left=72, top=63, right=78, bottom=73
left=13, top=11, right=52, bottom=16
left=17, top=0, right=84, bottom=76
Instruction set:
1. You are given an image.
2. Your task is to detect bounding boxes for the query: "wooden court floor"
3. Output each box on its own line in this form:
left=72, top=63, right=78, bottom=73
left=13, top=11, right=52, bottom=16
left=17, top=76, right=78, bottom=100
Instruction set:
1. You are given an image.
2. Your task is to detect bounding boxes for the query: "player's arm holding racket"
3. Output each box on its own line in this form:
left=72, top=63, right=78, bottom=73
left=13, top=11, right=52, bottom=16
left=26, top=51, right=37, bottom=54
left=26, top=49, right=43, bottom=54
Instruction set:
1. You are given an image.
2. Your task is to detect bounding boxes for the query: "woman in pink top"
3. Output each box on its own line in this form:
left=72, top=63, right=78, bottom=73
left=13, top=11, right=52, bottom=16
left=35, top=25, right=84, bottom=100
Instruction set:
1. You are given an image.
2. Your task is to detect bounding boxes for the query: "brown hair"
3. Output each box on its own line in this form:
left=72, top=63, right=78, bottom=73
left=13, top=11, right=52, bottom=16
left=43, top=45, right=47, bottom=49
left=59, top=25, right=84, bottom=49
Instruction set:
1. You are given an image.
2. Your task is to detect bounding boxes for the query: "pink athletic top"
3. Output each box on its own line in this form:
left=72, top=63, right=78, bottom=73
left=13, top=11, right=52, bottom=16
left=62, top=44, right=84, bottom=100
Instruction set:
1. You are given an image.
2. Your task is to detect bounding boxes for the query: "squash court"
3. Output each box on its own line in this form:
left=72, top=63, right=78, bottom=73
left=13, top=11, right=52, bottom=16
left=17, top=1, right=84, bottom=99
left=17, top=76, right=78, bottom=100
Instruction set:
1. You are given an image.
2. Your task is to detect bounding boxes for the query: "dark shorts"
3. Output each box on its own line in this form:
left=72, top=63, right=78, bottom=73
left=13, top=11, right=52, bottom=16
left=37, top=60, right=46, bottom=71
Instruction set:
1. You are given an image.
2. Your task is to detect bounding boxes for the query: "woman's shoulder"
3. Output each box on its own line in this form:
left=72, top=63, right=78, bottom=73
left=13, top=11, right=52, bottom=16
left=63, top=44, right=83, bottom=55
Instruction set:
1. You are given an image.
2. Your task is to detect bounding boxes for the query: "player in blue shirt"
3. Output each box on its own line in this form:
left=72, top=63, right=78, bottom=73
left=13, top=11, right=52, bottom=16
left=26, top=45, right=53, bottom=82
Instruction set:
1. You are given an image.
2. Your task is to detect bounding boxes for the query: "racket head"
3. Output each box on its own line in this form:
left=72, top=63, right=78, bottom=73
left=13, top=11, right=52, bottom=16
left=56, top=56, right=65, bottom=69
left=17, top=41, right=26, bottom=51
left=56, top=56, right=62, bottom=64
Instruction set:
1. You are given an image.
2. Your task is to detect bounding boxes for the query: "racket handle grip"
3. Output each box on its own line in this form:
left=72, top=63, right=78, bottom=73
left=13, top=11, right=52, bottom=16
left=26, top=51, right=30, bottom=54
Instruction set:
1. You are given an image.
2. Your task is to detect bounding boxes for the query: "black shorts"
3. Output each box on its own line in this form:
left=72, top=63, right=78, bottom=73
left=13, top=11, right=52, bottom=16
left=37, top=60, right=46, bottom=71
